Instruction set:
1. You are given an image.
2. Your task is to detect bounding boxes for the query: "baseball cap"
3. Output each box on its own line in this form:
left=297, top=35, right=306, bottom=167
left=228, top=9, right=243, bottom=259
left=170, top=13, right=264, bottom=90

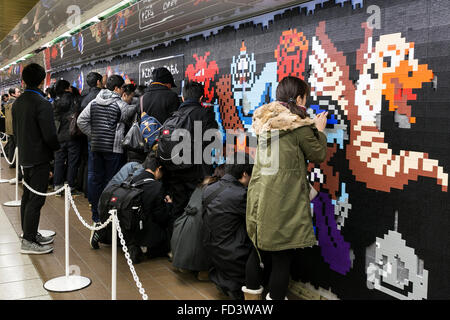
left=152, top=67, right=177, bottom=87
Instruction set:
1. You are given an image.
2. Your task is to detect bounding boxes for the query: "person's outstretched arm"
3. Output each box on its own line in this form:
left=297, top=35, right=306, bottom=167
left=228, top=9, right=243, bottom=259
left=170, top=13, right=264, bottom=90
left=298, top=126, right=327, bottom=164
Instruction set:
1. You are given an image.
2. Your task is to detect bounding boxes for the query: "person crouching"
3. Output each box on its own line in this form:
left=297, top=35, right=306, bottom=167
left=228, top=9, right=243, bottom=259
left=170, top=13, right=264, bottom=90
left=93, top=152, right=173, bottom=263
left=202, top=153, right=253, bottom=300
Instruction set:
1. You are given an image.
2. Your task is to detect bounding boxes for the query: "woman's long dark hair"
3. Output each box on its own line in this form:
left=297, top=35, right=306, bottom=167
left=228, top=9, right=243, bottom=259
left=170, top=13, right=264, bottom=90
left=276, top=76, right=310, bottom=119
left=54, top=79, right=71, bottom=97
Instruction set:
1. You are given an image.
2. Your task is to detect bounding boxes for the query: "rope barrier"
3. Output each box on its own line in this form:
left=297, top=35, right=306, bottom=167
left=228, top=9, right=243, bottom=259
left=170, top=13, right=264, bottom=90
left=68, top=192, right=113, bottom=231
left=1, top=147, right=20, bottom=205
left=6, top=149, right=149, bottom=300
left=22, top=181, right=65, bottom=197
left=114, top=212, right=148, bottom=300
left=0, top=132, right=8, bottom=141
left=0, top=135, right=16, bottom=165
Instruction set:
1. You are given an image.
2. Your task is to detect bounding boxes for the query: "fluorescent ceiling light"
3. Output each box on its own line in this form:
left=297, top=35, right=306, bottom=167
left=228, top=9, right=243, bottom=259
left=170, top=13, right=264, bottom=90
left=1, top=0, right=137, bottom=71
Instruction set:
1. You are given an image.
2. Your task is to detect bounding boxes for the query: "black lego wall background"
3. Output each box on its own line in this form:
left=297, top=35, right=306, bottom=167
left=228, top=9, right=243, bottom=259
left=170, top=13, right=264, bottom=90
left=14, top=0, right=450, bottom=299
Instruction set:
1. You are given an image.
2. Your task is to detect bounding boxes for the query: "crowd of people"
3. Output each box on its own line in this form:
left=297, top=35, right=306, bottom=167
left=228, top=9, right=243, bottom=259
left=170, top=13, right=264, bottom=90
left=0, top=62, right=328, bottom=300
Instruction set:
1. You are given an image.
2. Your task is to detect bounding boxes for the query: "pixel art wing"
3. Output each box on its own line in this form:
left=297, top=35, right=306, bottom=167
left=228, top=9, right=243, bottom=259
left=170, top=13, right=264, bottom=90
left=312, top=21, right=448, bottom=192
left=351, top=23, right=448, bottom=192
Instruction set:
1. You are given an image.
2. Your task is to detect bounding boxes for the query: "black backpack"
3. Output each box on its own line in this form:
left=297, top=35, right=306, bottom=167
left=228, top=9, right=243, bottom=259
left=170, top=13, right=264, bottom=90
left=157, top=106, right=197, bottom=171
left=98, top=171, right=155, bottom=233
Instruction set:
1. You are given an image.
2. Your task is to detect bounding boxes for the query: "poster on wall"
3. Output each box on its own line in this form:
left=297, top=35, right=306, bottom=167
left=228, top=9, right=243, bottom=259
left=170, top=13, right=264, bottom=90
left=139, top=54, right=184, bottom=93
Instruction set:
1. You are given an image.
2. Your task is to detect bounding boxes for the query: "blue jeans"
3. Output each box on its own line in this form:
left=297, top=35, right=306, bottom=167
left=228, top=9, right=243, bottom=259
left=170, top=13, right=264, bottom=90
left=91, top=151, right=123, bottom=223
left=87, top=142, right=94, bottom=205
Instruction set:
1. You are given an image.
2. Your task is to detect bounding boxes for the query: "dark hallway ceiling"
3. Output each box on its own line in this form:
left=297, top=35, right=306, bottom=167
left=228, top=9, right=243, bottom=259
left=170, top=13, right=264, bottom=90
left=0, top=0, right=40, bottom=42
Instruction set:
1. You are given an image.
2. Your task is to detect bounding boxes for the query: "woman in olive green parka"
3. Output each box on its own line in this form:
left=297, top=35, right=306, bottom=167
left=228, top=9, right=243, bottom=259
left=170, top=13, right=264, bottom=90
left=242, top=76, right=328, bottom=301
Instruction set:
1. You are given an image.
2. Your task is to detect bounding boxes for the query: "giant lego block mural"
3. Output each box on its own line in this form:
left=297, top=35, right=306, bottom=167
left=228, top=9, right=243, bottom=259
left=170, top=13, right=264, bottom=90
left=42, top=0, right=450, bottom=300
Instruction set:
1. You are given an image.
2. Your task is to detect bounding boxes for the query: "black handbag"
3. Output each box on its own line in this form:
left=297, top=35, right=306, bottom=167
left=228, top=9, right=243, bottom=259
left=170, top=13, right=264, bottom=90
left=122, top=115, right=146, bottom=152
left=69, top=111, right=83, bottom=137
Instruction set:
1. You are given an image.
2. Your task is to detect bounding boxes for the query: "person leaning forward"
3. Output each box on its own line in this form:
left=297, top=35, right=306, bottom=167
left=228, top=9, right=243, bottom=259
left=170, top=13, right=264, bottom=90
left=140, top=67, right=180, bottom=125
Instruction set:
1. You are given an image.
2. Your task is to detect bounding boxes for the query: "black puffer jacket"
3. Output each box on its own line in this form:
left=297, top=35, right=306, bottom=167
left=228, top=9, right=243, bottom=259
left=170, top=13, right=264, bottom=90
left=77, top=89, right=138, bottom=154
left=202, top=174, right=252, bottom=294
left=53, top=92, right=79, bottom=143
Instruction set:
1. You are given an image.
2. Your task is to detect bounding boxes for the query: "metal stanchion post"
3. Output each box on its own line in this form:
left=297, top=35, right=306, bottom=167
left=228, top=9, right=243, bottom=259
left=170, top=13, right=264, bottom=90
left=0, top=143, right=9, bottom=183
left=4, top=147, right=21, bottom=207
left=65, top=183, right=70, bottom=277
left=112, top=210, right=117, bottom=300
left=43, top=184, right=92, bottom=292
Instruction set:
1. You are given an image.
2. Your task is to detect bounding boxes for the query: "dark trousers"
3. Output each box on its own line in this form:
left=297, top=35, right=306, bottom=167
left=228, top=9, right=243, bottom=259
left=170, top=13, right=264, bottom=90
left=75, top=137, right=88, bottom=196
left=53, top=140, right=81, bottom=188
left=245, top=247, right=295, bottom=300
left=87, top=142, right=94, bottom=204
left=164, top=177, right=197, bottom=238
left=21, top=163, right=51, bottom=243
left=5, top=135, right=15, bottom=162
left=91, top=151, right=123, bottom=223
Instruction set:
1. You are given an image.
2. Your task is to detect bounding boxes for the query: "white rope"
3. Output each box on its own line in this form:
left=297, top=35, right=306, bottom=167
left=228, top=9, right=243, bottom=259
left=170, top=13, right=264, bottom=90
left=114, top=213, right=148, bottom=300
left=14, top=163, right=147, bottom=300
left=0, top=140, right=16, bottom=165
left=22, top=181, right=65, bottom=196
left=68, top=190, right=112, bottom=231
left=20, top=174, right=112, bottom=231
left=18, top=165, right=65, bottom=196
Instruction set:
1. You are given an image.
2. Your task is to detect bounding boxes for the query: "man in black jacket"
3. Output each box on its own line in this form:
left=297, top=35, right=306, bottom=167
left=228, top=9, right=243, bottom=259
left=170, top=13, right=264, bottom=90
left=141, top=67, right=180, bottom=124
left=12, top=63, right=60, bottom=255
left=52, top=80, right=82, bottom=195
left=163, top=81, right=219, bottom=236
left=202, top=153, right=254, bottom=300
left=80, top=72, right=103, bottom=202
left=131, top=153, right=173, bottom=262
left=81, top=72, right=103, bottom=110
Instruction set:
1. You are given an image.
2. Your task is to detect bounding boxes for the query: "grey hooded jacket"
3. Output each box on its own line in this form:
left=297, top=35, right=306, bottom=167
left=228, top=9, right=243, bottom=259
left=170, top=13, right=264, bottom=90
left=77, top=89, right=137, bottom=154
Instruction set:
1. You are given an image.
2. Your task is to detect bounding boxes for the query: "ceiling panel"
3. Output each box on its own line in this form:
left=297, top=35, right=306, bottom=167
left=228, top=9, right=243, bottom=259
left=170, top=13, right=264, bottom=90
left=0, top=0, right=40, bottom=42
left=1, top=0, right=311, bottom=71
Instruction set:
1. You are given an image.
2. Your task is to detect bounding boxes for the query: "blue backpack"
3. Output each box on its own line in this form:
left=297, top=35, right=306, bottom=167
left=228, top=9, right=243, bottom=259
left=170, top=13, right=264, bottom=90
left=139, top=96, right=162, bottom=148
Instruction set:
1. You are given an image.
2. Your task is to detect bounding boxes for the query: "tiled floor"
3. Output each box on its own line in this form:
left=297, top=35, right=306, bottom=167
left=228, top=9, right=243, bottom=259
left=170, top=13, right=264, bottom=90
left=0, top=156, right=299, bottom=301
left=0, top=196, right=52, bottom=300
left=0, top=157, right=231, bottom=300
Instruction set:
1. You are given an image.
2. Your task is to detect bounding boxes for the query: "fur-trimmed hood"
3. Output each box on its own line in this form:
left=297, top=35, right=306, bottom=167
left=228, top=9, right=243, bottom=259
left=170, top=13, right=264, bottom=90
left=252, top=101, right=314, bottom=135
